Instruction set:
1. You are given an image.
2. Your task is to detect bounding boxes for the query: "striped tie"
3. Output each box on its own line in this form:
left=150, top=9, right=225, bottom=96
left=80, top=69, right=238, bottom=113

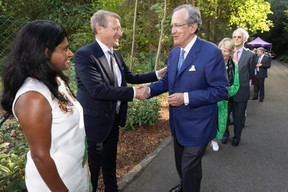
left=108, top=51, right=121, bottom=113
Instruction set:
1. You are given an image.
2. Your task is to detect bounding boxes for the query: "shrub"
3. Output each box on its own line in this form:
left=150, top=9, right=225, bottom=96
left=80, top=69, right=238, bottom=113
left=0, top=119, right=28, bottom=192
left=278, top=53, right=288, bottom=63
left=65, top=61, right=78, bottom=96
left=124, top=97, right=161, bottom=130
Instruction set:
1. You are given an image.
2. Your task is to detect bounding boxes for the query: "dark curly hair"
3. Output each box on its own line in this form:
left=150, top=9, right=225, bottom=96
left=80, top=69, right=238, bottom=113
left=1, top=20, right=69, bottom=114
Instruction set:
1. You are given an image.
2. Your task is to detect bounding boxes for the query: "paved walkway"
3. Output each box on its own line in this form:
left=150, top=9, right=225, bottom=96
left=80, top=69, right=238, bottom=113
left=119, top=60, right=288, bottom=192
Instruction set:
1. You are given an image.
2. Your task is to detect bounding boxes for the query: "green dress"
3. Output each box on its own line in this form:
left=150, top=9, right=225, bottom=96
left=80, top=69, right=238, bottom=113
left=216, top=57, right=239, bottom=139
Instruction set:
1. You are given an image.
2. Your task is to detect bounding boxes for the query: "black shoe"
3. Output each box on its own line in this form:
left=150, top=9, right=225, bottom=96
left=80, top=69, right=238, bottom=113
left=169, top=184, right=183, bottom=192
left=221, top=137, right=228, bottom=144
left=251, top=96, right=258, bottom=100
left=259, top=99, right=263, bottom=102
left=232, top=140, right=239, bottom=146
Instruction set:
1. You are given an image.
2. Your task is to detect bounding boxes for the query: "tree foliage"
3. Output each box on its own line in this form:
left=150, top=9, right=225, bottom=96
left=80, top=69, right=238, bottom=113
left=0, top=0, right=282, bottom=58
left=0, top=0, right=90, bottom=35
left=284, top=9, right=288, bottom=32
left=254, top=0, right=288, bottom=55
left=229, top=0, right=273, bottom=33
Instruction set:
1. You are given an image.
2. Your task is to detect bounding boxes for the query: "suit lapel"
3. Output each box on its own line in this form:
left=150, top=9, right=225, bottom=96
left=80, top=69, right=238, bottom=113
left=176, top=38, right=200, bottom=78
left=238, top=48, right=248, bottom=66
left=92, top=41, right=114, bottom=84
left=170, top=48, right=180, bottom=82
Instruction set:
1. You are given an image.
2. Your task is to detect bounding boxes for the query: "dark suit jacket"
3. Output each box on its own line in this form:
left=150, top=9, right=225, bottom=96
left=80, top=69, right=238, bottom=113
left=257, top=54, right=271, bottom=78
left=74, top=40, right=158, bottom=142
left=233, top=48, right=256, bottom=102
left=149, top=37, right=228, bottom=147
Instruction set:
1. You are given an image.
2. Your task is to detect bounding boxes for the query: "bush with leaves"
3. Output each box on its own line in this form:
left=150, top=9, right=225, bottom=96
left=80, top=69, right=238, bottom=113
left=278, top=52, right=288, bottom=63
left=124, top=97, right=161, bottom=130
left=0, top=119, right=28, bottom=192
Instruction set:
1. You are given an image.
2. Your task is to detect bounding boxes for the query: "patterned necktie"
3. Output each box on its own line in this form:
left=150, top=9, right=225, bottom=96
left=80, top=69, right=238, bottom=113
left=233, top=50, right=240, bottom=63
left=178, top=49, right=185, bottom=71
left=108, top=51, right=121, bottom=113
left=108, top=51, right=118, bottom=86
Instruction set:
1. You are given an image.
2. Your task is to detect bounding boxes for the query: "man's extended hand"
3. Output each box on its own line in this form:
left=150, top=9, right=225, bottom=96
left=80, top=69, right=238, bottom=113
left=157, top=67, right=167, bottom=78
left=256, top=63, right=262, bottom=67
left=135, top=86, right=150, bottom=100
left=167, top=93, right=184, bottom=106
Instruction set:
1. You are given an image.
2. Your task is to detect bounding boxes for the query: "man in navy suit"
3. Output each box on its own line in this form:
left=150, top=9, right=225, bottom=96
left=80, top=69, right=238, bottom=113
left=74, top=10, right=166, bottom=192
left=252, top=47, right=271, bottom=102
left=144, top=4, right=228, bottom=192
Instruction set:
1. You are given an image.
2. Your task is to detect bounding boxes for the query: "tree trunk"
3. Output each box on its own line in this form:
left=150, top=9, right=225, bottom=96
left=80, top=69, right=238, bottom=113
left=155, top=0, right=167, bottom=71
left=130, top=0, right=138, bottom=69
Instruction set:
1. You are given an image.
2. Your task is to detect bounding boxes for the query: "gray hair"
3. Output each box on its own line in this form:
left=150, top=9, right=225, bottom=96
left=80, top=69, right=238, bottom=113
left=173, top=4, right=202, bottom=33
left=90, top=10, right=121, bottom=35
left=257, top=47, right=265, bottom=53
left=218, top=38, right=235, bottom=53
left=233, top=27, right=249, bottom=42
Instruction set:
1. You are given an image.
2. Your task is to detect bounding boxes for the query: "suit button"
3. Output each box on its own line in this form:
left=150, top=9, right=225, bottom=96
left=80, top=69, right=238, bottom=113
left=105, top=113, right=109, bottom=117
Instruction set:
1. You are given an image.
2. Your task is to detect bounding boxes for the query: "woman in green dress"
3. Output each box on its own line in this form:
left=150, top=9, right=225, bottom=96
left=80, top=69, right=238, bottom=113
left=210, top=38, right=240, bottom=151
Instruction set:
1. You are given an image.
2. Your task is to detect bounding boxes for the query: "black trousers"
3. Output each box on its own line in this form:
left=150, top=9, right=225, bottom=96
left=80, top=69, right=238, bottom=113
left=224, top=99, right=247, bottom=141
left=173, top=136, right=207, bottom=192
left=87, top=115, right=120, bottom=192
left=254, top=76, right=265, bottom=100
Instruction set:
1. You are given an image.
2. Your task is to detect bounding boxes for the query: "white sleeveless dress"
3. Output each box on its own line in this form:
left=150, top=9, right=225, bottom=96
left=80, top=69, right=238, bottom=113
left=12, top=77, right=88, bottom=192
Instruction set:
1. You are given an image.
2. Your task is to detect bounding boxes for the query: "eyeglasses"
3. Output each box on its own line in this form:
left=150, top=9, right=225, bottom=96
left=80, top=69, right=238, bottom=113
left=170, top=23, right=189, bottom=30
left=233, top=35, right=242, bottom=39
left=112, top=27, right=122, bottom=32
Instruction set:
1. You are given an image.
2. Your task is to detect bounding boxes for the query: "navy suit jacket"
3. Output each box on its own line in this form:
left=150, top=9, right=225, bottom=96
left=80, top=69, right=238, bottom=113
left=149, top=37, right=228, bottom=147
left=74, top=40, right=158, bottom=142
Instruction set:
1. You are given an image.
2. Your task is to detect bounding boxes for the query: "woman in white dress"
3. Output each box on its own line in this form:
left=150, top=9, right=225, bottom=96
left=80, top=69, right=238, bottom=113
left=1, top=20, right=88, bottom=191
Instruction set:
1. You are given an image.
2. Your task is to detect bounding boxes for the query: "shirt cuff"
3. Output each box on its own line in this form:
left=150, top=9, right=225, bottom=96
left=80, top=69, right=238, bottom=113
left=133, top=87, right=136, bottom=98
left=155, top=71, right=161, bottom=80
left=184, top=92, right=189, bottom=105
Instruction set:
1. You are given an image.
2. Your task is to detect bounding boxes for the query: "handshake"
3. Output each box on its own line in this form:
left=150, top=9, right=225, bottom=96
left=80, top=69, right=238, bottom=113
left=134, top=67, right=167, bottom=101
left=135, top=86, right=150, bottom=100
left=135, top=86, right=185, bottom=106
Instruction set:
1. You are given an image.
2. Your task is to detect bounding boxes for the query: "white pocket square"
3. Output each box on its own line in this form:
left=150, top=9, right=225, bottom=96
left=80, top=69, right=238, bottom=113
left=189, top=65, right=196, bottom=71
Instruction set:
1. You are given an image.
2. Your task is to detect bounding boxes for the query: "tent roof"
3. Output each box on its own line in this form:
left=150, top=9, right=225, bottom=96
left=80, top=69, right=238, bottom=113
left=245, top=37, right=272, bottom=47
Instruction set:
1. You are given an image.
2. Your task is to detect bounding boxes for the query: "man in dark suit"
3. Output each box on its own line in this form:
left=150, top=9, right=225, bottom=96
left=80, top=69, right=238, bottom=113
left=142, top=4, right=228, bottom=192
left=74, top=10, right=166, bottom=192
left=222, top=28, right=256, bottom=146
left=252, top=47, right=271, bottom=102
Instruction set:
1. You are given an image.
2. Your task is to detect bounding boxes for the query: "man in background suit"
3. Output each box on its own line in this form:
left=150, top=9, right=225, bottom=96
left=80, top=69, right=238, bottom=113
left=143, top=4, right=228, bottom=192
left=74, top=10, right=166, bottom=192
left=222, top=28, right=256, bottom=146
left=252, top=47, right=271, bottom=102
